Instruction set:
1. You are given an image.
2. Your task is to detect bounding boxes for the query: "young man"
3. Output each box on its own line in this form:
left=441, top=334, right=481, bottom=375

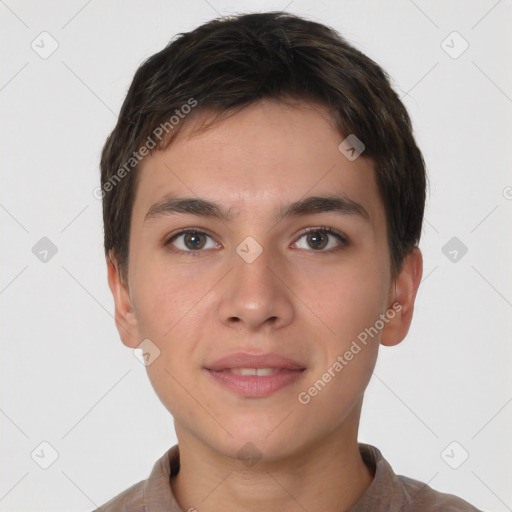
left=95, top=11, right=481, bottom=512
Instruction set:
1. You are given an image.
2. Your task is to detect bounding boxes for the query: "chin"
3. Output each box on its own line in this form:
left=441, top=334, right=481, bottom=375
left=214, top=415, right=311, bottom=463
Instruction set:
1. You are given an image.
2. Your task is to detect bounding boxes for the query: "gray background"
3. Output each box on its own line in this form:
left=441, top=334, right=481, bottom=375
left=1, top=0, right=511, bottom=511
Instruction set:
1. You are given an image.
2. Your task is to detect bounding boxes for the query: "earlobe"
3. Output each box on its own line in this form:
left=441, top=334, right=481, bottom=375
left=380, top=247, right=423, bottom=347
left=106, top=253, right=141, bottom=349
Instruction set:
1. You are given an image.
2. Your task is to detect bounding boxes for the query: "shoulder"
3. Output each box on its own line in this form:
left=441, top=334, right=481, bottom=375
left=87, top=444, right=181, bottom=512
left=355, top=444, right=482, bottom=512
left=89, top=479, right=146, bottom=512
left=393, top=473, right=482, bottom=512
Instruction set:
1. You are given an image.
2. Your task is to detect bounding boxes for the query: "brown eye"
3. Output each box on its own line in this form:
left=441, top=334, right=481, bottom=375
left=294, top=227, right=348, bottom=252
left=182, top=232, right=207, bottom=250
left=165, top=230, right=218, bottom=253
left=306, top=231, right=329, bottom=250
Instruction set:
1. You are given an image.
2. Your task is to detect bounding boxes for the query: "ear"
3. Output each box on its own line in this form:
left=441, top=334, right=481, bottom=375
left=106, top=253, right=141, bottom=349
left=380, top=247, right=423, bottom=347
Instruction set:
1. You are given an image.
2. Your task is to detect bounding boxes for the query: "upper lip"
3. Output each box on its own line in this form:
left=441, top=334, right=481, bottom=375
left=204, top=352, right=306, bottom=371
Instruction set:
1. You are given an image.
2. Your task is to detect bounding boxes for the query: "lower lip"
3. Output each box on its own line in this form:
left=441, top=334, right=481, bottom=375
left=205, top=369, right=306, bottom=398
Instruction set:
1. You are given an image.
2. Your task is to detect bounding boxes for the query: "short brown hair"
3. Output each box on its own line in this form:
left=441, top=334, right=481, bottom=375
left=100, top=11, right=426, bottom=286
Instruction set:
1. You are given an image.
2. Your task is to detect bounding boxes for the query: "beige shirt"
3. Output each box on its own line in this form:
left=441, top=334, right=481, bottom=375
left=92, top=443, right=481, bottom=511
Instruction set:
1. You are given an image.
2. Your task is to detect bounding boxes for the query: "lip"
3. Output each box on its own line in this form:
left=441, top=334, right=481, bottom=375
left=205, top=369, right=306, bottom=398
left=204, top=352, right=306, bottom=371
left=204, top=352, right=307, bottom=398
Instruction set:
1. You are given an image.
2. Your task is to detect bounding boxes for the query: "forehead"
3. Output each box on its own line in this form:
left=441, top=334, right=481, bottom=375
left=131, top=100, right=384, bottom=228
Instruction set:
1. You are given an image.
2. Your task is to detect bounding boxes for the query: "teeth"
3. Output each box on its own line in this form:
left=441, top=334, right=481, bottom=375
left=230, top=368, right=280, bottom=376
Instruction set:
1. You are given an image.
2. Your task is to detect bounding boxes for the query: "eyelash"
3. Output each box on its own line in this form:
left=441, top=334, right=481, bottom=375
left=163, top=226, right=348, bottom=256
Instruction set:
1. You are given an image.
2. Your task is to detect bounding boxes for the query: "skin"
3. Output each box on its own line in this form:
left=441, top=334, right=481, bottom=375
left=107, top=99, right=423, bottom=511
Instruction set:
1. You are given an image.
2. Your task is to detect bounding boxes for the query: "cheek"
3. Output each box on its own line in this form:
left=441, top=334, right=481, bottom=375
left=132, top=262, right=200, bottom=338
left=306, top=261, right=389, bottom=343
left=131, top=263, right=212, bottom=392
left=294, top=336, right=378, bottom=442
left=138, top=273, right=204, bottom=419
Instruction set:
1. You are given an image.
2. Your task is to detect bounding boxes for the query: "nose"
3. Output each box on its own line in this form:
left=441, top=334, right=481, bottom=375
left=216, top=242, right=295, bottom=332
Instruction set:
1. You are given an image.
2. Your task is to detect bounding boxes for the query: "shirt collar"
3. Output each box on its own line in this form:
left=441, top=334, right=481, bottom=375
left=348, top=443, right=396, bottom=511
left=142, top=442, right=388, bottom=512
left=143, top=444, right=182, bottom=512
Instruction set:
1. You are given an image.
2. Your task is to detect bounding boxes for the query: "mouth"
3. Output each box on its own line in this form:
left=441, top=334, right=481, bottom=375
left=204, top=353, right=307, bottom=398
left=225, top=368, right=297, bottom=376
left=204, top=368, right=306, bottom=397
left=204, top=352, right=306, bottom=371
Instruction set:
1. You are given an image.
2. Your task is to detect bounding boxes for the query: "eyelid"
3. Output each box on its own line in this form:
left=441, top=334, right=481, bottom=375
left=292, top=225, right=348, bottom=252
left=164, top=225, right=349, bottom=254
left=296, top=225, right=348, bottom=244
left=164, top=227, right=220, bottom=252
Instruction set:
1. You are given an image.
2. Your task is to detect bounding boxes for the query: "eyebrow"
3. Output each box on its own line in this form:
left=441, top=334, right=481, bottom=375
left=144, top=194, right=370, bottom=224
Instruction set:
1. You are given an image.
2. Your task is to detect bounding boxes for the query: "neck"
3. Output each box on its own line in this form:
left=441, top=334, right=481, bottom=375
left=170, top=403, right=374, bottom=512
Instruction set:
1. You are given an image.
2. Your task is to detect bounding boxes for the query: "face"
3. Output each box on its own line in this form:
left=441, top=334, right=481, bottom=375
left=108, top=100, right=421, bottom=462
